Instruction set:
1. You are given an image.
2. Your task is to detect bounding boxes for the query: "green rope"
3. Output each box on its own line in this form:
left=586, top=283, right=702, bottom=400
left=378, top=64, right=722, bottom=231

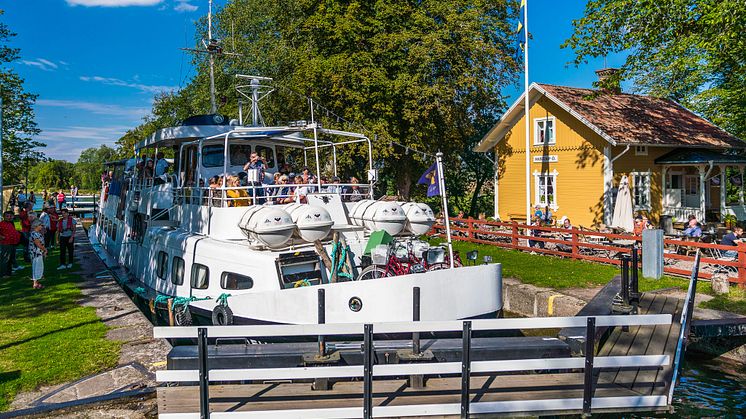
left=216, top=293, right=232, bottom=307
left=154, top=294, right=172, bottom=305
left=330, top=242, right=353, bottom=280
left=133, top=287, right=146, bottom=296
left=172, top=295, right=212, bottom=308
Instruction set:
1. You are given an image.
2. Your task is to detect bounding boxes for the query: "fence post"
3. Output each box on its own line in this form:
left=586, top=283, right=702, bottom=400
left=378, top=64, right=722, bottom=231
left=738, top=242, right=746, bottom=285
left=197, top=327, right=210, bottom=419
left=363, top=324, right=373, bottom=419
left=412, top=287, right=420, bottom=355
left=461, top=321, right=472, bottom=419
left=317, top=288, right=326, bottom=357
left=582, top=317, right=596, bottom=417
left=571, top=228, right=579, bottom=259
left=511, top=222, right=519, bottom=247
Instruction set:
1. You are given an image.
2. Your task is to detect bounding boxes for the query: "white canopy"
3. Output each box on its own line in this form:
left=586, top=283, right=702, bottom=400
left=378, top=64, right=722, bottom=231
left=611, top=175, right=635, bottom=232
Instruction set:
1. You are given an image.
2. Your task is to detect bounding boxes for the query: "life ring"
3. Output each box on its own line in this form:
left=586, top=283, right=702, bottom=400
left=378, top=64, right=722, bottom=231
left=174, top=305, right=193, bottom=326
left=212, top=305, right=234, bottom=325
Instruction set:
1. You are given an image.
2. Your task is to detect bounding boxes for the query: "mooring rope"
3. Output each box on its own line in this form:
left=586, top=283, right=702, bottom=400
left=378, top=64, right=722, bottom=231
left=216, top=293, right=232, bottom=307
left=330, top=241, right=353, bottom=280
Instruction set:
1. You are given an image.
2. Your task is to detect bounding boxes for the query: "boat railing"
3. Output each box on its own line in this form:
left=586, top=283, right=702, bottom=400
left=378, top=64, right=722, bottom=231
left=173, top=183, right=370, bottom=208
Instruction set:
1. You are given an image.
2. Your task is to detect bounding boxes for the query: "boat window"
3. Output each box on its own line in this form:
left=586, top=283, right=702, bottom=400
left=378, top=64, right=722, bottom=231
left=171, top=256, right=185, bottom=285
left=229, top=144, right=251, bottom=166
left=112, top=222, right=117, bottom=241
left=201, top=145, right=225, bottom=168
left=220, top=272, right=253, bottom=290
left=156, top=251, right=168, bottom=280
left=191, top=263, right=209, bottom=289
left=255, top=145, right=275, bottom=169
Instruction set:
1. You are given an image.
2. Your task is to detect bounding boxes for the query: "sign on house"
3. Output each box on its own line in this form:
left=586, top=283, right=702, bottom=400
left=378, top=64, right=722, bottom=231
left=533, top=155, right=558, bottom=163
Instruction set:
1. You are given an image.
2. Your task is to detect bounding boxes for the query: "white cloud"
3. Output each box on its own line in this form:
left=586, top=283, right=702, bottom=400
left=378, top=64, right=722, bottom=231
left=37, top=125, right=131, bottom=162
left=36, top=99, right=150, bottom=119
left=66, top=0, right=163, bottom=7
left=20, top=58, right=61, bottom=71
left=79, top=75, right=177, bottom=94
left=174, top=1, right=198, bottom=12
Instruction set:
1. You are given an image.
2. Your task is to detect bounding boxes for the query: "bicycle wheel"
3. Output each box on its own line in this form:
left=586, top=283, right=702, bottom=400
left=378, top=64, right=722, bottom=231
left=427, top=262, right=450, bottom=271
left=358, top=265, right=391, bottom=280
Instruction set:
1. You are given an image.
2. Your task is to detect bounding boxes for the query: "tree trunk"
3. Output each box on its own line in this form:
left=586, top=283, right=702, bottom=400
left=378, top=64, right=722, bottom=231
left=468, top=175, right=487, bottom=217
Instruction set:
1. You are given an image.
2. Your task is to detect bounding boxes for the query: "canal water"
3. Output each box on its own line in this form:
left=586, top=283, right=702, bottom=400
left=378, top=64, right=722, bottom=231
left=666, top=355, right=746, bottom=417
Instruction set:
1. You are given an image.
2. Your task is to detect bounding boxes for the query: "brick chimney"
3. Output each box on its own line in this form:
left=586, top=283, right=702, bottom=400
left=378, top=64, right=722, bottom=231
left=595, top=68, right=621, bottom=94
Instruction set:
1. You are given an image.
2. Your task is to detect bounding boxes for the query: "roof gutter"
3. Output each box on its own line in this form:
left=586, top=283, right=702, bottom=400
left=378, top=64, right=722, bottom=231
left=611, top=145, right=630, bottom=164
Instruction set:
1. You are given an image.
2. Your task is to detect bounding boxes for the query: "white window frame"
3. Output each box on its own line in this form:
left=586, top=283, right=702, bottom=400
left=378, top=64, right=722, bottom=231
left=632, top=171, right=652, bottom=211
left=635, top=145, right=648, bottom=156
left=533, top=116, right=556, bottom=146
left=533, top=169, right=559, bottom=210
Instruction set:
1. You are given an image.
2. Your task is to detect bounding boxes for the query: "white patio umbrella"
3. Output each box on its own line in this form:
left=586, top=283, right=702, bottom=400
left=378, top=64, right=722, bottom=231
left=611, top=175, right=635, bottom=232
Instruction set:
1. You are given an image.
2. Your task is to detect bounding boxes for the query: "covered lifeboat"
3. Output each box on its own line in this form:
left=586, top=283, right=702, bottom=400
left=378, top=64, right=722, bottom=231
left=399, top=202, right=436, bottom=235
left=349, top=199, right=407, bottom=236
left=284, top=203, right=334, bottom=242
left=238, top=206, right=295, bottom=248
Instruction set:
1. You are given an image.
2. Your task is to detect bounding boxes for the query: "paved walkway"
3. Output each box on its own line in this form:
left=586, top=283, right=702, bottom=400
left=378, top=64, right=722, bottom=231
left=6, top=225, right=169, bottom=418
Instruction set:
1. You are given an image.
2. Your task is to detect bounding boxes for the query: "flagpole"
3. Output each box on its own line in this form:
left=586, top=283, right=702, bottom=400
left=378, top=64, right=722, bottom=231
left=435, top=152, right=455, bottom=269
left=523, top=0, right=531, bottom=223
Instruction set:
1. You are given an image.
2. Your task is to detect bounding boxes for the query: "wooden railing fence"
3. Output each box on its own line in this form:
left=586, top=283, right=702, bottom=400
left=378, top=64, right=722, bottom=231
left=432, top=217, right=746, bottom=284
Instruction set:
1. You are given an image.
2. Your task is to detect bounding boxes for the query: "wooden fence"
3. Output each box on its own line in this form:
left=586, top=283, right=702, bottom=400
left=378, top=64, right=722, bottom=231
left=432, top=218, right=746, bottom=284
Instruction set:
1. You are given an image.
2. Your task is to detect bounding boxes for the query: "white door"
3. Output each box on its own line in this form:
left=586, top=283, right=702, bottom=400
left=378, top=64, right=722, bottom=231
left=684, top=175, right=700, bottom=207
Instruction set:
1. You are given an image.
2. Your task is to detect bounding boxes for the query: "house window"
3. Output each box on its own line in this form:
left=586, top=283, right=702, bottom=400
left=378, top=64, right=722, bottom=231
left=156, top=251, right=168, bottom=280
left=635, top=145, right=648, bottom=156
left=534, top=171, right=558, bottom=209
left=171, top=256, right=185, bottom=286
left=632, top=171, right=651, bottom=210
left=534, top=117, right=556, bottom=146
left=191, top=263, right=210, bottom=289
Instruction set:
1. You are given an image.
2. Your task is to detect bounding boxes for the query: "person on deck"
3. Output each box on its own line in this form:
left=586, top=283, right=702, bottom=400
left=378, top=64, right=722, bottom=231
left=155, top=152, right=169, bottom=178
left=57, top=190, right=66, bottom=210
left=16, top=191, right=27, bottom=211
left=226, top=176, right=251, bottom=207
left=29, top=219, right=47, bottom=289
left=0, top=211, right=21, bottom=277
left=683, top=215, right=702, bottom=237
left=720, top=226, right=743, bottom=259
left=344, top=177, right=363, bottom=202
left=57, top=208, right=76, bottom=269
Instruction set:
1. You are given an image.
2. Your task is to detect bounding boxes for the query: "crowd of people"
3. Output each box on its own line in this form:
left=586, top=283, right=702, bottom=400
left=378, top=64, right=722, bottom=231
left=1, top=189, right=79, bottom=290
left=196, top=152, right=365, bottom=206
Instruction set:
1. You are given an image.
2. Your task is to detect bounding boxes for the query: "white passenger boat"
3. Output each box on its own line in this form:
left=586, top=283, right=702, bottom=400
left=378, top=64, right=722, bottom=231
left=89, top=77, right=503, bottom=329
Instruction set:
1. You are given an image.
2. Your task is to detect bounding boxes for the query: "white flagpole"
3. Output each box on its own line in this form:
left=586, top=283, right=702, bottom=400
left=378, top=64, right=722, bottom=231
left=523, top=0, right=531, bottom=223
left=435, top=152, right=455, bottom=269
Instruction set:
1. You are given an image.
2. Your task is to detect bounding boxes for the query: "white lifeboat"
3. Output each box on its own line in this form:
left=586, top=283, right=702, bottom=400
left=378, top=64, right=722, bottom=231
left=238, top=206, right=295, bottom=248
left=284, top=203, right=334, bottom=242
left=400, top=202, right=436, bottom=235
left=349, top=200, right=407, bottom=236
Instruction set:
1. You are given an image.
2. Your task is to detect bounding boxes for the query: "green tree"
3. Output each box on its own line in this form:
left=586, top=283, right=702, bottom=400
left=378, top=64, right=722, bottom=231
left=74, top=145, right=118, bottom=190
left=28, top=160, right=74, bottom=191
left=563, top=0, right=746, bottom=139
left=0, top=10, right=44, bottom=185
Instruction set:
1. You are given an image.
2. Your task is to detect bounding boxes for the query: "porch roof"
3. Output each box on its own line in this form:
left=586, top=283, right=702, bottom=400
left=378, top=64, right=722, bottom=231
left=654, top=148, right=746, bottom=165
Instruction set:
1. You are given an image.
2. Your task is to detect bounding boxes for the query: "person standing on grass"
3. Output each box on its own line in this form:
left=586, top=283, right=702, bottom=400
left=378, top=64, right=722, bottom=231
left=0, top=211, right=21, bottom=277
left=29, top=219, right=47, bottom=289
left=39, top=205, right=51, bottom=246
left=57, top=208, right=76, bottom=269
left=18, top=202, right=33, bottom=263
left=47, top=207, right=58, bottom=249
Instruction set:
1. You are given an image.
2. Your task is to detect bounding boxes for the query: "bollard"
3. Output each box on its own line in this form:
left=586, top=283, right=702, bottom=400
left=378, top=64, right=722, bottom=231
left=620, top=255, right=630, bottom=306
left=630, top=244, right=640, bottom=305
left=318, top=288, right=326, bottom=357
left=412, top=287, right=420, bottom=355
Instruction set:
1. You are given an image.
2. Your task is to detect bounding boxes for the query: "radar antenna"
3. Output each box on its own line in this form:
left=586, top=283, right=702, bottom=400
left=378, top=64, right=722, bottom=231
left=235, top=75, right=274, bottom=126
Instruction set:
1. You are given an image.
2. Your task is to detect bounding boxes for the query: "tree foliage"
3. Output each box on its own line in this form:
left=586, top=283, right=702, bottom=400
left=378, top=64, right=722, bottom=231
left=563, top=0, right=746, bottom=138
left=0, top=10, right=44, bottom=185
left=28, top=160, right=74, bottom=191
left=75, top=145, right=117, bottom=190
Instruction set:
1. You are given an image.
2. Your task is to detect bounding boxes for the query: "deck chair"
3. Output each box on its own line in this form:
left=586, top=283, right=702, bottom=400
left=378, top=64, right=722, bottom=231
left=709, top=243, right=738, bottom=275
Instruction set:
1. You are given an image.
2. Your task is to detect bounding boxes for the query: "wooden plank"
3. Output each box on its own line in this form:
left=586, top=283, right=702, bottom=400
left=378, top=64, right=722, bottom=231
left=157, top=374, right=649, bottom=415
left=655, top=297, right=684, bottom=398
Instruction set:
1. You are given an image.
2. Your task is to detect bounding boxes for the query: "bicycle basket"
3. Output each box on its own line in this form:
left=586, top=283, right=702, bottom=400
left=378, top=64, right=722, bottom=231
left=425, top=247, right=446, bottom=265
left=371, top=245, right=389, bottom=265
left=394, top=243, right=409, bottom=262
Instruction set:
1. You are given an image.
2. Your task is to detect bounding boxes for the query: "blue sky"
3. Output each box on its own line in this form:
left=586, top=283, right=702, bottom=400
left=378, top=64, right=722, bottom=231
left=3, top=0, right=626, bottom=162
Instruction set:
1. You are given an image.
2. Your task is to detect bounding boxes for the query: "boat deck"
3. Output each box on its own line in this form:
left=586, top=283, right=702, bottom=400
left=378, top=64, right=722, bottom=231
left=157, top=293, right=682, bottom=417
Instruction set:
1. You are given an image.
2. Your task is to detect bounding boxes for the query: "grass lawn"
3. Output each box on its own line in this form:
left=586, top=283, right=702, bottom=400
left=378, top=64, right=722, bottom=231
left=436, top=239, right=746, bottom=315
left=0, top=244, right=120, bottom=411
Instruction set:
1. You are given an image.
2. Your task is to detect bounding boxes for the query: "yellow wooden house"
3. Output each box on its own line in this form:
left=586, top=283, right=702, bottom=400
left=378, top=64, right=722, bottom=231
left=475, top=71, right=746, bottom=228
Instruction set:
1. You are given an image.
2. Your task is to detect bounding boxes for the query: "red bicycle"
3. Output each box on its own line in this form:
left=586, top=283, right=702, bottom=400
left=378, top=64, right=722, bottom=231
left=358, top=240, right=462, bottom=280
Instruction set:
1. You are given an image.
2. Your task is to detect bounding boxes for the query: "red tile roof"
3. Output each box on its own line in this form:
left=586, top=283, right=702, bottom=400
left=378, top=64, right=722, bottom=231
left=538, top=83, right=744, bottom=148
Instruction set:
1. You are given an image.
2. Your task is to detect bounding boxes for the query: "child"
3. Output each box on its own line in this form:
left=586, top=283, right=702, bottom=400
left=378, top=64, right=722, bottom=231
left=29, top=219, right=47, bottom=289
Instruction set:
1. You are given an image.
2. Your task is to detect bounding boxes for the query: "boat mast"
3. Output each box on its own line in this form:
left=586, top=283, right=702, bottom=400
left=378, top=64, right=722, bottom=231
left=208, top=0, right=217, bottom=114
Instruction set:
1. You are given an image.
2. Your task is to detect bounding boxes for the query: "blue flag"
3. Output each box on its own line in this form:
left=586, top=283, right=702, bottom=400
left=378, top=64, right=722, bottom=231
left=418, top=162, right=441, bottom=197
